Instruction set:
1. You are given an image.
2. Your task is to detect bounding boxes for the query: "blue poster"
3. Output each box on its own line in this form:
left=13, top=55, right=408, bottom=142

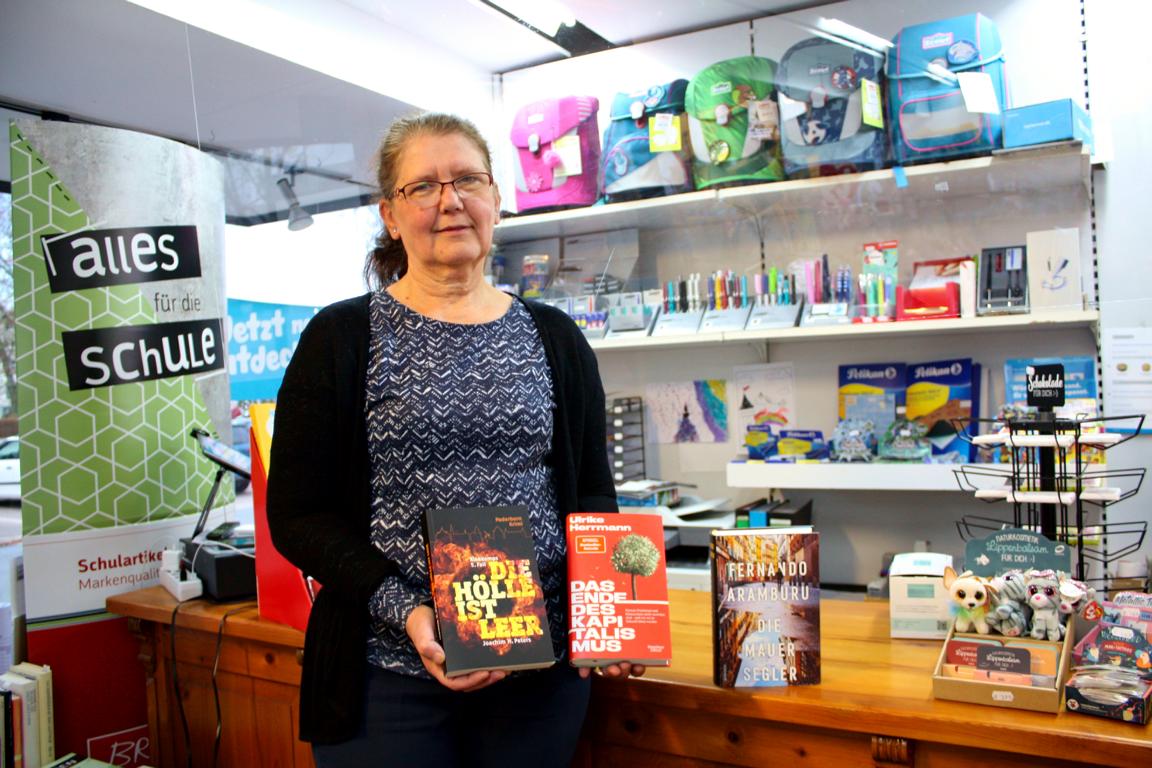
left=227, top=298, right=319, bottom=401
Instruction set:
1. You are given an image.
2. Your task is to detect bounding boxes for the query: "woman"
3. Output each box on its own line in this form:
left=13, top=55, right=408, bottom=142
left=266, top=112, right=640, bottom=767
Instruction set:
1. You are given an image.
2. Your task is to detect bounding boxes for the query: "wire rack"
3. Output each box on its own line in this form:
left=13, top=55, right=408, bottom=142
left=950, top=413, right=1147, bottom=586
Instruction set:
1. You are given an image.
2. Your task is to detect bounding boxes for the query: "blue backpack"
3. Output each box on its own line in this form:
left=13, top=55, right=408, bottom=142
left=600, top=80, right=693, bottom=202
left=886, top=13, right=1007, bottom=164
left=777, top=37, right=888, bottom=178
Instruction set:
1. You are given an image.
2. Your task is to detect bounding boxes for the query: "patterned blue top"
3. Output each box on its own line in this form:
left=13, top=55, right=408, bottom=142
left=364, top=290, right=566, bottom=677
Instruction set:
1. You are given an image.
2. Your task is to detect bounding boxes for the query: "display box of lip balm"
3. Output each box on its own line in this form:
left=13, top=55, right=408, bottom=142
left=932, top=626, right=1074, bottom=713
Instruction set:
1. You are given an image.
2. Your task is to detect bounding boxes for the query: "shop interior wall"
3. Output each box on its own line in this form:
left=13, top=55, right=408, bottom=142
left=1086, top=1, right=1152, bottom=581
left=497, top=0, right=1114, bottom=586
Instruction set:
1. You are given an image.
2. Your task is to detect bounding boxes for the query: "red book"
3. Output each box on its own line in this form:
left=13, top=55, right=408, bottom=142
left=566, top=513, right=672, bottom=667
left=424, top=506, right=555, bottom=677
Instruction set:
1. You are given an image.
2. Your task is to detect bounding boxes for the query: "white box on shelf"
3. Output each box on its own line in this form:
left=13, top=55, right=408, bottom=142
left=889, top=552, right=954, bottom=639
left=1026, top=228, right=1082, bottom=312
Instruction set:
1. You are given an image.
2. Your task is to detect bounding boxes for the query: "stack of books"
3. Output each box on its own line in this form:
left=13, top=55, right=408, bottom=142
left=0, top=661, right=54, bottom=768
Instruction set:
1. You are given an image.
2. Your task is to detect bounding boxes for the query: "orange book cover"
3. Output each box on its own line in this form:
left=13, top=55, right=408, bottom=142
left=566, top=513, right=672, bottom=666
left=423, top=506, right=555, bottom=677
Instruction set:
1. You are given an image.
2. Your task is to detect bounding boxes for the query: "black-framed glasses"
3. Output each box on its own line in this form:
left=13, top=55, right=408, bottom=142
left=393, top=172, right=493, bottom=208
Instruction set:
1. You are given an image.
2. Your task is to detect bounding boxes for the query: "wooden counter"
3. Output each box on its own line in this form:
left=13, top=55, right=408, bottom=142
left=579, top=590, right=1150, bottom=768
left=109, top=587, right=1150, bottom=768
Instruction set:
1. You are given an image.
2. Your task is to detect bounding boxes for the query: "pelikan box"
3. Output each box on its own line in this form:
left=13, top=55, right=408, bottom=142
left=1004, top=99, right=1092, bottom=153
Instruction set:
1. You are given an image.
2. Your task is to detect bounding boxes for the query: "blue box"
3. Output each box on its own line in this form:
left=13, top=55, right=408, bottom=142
left=1004, top=99, right=1092, bottom=153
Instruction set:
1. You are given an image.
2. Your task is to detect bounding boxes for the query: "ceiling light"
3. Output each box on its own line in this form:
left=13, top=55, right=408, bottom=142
left=815, top=18, right=894, bottom=53
left=277, top=174, right=314, bottom=232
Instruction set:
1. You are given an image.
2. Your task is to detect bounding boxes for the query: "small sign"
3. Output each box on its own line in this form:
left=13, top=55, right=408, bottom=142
left=649, top=113, right=682, bottom=152
left=964, top=528, right=1071, bottom=577
left=1026, top=363, right=1066, bottom=408
left=861, top=79, right=884, bottom=129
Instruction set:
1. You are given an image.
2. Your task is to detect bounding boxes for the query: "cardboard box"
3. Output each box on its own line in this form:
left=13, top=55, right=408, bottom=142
left=1025, top=228, right=1083, bottom=312
left=889, top=552, right=953, bottom=639
left=932, top=626, right=1074, bottom=713
left=1004, top=99, right=1092, bottom=153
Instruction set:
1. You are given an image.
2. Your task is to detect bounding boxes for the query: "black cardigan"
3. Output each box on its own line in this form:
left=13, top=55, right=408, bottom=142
left=266, top=293, right=618, bottom=743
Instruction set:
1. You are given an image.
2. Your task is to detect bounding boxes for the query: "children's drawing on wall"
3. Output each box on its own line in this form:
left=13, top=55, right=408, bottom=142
left=646, top=380, right=728, bottom=443
left=732, top=363, right=796, bottom=440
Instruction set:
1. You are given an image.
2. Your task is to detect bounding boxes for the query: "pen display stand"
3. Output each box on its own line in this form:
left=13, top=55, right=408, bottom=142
left=745, top=300, right=803, bottom=330
left=605, top=303, right=658, bottom=339
left=700, top=305, right=753, bottom=332
left=952, top=414, right=1147, bottom=588
left=850, top=303, right=897, bottom=324
left=651, top=308, right=704, bottom=337
left=800, top=301, right=851, bottom=327
left=977, top=245, right=1030, bottom=315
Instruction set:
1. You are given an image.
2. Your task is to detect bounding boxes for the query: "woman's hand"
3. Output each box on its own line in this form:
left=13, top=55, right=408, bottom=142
left=577, top=662, right=646, bottom=680
left=405, top=604, right=507, bottom=692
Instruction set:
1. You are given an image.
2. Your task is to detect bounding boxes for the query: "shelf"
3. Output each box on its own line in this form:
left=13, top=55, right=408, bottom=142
left=586, top=308, right=1098, bottom=352
left=726, top=460, right=964, bottom=491
left=495, top=142, right=1090, bottom=242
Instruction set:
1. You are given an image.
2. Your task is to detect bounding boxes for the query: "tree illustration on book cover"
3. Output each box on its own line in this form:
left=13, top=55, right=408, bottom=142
left=424, top=506, right=555, bottom=676
left=711, top=529, right=821, bottom=687
left=611, top=533, right=661, bottom=599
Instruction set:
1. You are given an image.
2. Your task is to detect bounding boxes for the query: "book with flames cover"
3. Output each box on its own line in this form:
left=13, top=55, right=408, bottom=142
left=423, top=505, right=555, bottom=676
left=710, top=526, right=820, bottom=687
left=566, top=513, right=672, bottom=666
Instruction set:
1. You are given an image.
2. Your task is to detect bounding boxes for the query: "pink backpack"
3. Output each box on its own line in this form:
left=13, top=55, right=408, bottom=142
left=509, top=96, right=601, bottom=212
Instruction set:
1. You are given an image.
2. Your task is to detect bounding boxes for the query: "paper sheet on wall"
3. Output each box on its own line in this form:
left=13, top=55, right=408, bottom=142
left=645, top=380, right=728, bottom=443
left=731, top=363, right=796, bottom=441
left=1101, top=327, right=1152, bottom=433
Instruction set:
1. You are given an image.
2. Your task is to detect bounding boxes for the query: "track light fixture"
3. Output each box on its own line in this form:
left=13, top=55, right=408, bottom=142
left=276, top=171, right=313, bottom=231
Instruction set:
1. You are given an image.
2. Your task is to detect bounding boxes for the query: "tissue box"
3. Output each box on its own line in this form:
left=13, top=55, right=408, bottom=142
left=889, top=552, right=953, bottom=639
left=1004, top=99, right=1092, bottom=153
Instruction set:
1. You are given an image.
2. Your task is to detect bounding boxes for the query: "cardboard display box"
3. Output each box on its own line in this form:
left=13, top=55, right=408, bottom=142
left=889, top=552, right=953, bottom=639
left=932, top=625, right=1075, bottom=713
left=1004, top=99, right=1092, bottom=153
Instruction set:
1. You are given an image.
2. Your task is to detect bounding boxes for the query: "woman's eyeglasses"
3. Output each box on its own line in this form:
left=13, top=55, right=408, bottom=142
left=393, top=172, right=493, bottom=209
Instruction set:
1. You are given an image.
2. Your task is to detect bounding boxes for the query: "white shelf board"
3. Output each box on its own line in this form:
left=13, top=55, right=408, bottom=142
left=495, top=142, right=1090, bottom=243
left=588, top=308, right=1098, bottom=352
left=727, top=461, right=965, bottom=491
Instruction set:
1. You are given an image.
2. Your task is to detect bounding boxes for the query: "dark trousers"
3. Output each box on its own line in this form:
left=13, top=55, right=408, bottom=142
left=312, top=663, right=591, bottom=767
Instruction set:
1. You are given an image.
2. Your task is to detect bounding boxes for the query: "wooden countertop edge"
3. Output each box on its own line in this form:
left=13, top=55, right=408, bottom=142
left=107, top=588, right=305, bottom=647
left=591, top=675, right=1148, bottom=766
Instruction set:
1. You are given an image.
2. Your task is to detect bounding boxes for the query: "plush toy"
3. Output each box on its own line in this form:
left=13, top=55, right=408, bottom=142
left=1057, top=575, right=1095, bottom=619
left=1026, top=570, right=1065, bottom=642
left=943, top=566, right=997, bottom=634
left=986, top=569, right=1032, bottom=637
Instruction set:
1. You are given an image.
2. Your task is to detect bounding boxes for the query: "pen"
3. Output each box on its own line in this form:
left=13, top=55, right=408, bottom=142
left=707, top=274, right=715, bottom=310
left=769, top=267, right=778, bottom=305
left=821, top=253, right=831, bottom=303
left=679, top=276, right=688, bottom=314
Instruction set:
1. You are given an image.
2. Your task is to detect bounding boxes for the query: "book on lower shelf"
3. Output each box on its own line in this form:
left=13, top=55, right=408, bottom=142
left=9, top=662, right=53, bottom=765
left=423, top=505, right=555, bottom=677
left=566, top=513, right=672, bottom=667
left=0, top=671, right=38, bottom=768
left=710, top=526, right=820, bottom=688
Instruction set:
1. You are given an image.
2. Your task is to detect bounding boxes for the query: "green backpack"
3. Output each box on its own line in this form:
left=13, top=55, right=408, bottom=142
left=685, top=56, right=785, bottom=189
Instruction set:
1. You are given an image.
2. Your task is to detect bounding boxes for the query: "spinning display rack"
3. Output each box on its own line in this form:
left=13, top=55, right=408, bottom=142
left=952, top=414, right=1146, bottom=587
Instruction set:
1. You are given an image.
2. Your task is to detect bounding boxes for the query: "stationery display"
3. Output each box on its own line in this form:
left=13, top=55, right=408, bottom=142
left=976, top=245, right=1029, bottom=315
left=932, top=530, right=1078, bottom=713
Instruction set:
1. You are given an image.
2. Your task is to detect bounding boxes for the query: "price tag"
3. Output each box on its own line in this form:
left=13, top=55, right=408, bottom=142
left=649, top=113, right=682, bottom=152
left=957, top=71, right=1000, bottom=114
left=552, top=135, right=582, bottom=176
left=861, top=78, right=884, bottom=129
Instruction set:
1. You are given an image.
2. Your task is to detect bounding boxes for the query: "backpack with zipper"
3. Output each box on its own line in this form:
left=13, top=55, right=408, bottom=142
left=685, top=56, right=784, bottom=189
left=509, top=96, right=601, bottom=212
left=886, top=13, right=1007, bottom=164
left=777, top=37, right=888, bottom=178
left=599, top=79, right=693, bottom=202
